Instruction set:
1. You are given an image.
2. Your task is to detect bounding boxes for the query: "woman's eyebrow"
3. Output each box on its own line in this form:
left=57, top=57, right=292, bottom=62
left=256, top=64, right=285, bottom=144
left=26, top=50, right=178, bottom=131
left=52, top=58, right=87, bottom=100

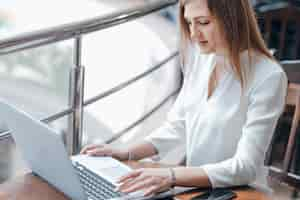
left=184, top=16, right=209, bottom=22
left=194, top=16, right=209, bottom=21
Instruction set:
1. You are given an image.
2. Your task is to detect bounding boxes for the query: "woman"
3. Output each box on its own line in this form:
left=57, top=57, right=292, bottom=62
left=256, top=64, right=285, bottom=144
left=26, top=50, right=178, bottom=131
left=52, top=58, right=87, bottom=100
left=81, top=0, right=287, bottom=196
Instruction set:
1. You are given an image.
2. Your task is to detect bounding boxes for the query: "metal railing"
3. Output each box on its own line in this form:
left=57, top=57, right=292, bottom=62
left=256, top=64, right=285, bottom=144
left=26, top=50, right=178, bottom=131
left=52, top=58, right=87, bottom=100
left=0, top=0, right=177, bottom=55
left=0, top=0, right=180, bottom=155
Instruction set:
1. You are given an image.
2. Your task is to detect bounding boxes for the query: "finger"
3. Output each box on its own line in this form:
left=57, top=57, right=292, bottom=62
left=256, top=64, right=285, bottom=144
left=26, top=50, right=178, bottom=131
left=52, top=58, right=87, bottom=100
left=116, top=178, right=135, bottom=192
left=122, top=177, right=156, bottom=193
left=80, top=145, right=96, bottom=154
left=80, top=144, right=103, bottom=154
left=117, top=174, right=148, bottom=191
left=143, top=185, right=159, bottom=197
left=118, top=170, right=143, bottom=183
left=86, top=148, right=111, bottom=156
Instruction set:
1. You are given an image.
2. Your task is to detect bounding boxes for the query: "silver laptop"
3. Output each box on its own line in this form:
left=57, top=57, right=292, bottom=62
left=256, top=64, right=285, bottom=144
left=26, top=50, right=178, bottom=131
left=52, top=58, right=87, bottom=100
left=0, top=101, right=193, bottom=200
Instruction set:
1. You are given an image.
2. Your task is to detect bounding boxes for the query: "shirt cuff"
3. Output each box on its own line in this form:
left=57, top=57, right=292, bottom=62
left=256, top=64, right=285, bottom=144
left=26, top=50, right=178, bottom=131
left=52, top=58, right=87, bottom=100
left=201, top=164, right=220, bottom=188
left=144, top=127, right=171, bottom=160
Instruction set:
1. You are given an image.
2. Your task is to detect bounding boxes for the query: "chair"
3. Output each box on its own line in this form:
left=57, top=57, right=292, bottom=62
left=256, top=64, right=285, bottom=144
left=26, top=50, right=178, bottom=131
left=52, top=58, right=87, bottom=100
left=256, top=2, right=300, bottom=60
left=268, top=83, right=300, bottom=195
left=268, top=60, right=300, bottom=192
left=280, top=60, right=300, bottom=83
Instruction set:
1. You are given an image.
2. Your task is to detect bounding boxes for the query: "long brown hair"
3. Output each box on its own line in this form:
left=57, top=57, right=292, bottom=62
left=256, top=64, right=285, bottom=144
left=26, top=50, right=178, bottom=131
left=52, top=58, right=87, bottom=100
left=179, top=0, right=273, bottom=88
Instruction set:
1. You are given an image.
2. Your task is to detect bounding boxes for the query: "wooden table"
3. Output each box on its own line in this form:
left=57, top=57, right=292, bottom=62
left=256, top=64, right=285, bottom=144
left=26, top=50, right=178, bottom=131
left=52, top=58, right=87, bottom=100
left=0, top=161, right=271, bottom=200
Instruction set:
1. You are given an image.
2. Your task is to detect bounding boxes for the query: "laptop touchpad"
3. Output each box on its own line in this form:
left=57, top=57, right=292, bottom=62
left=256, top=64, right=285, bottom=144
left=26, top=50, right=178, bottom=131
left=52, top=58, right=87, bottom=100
left=71, top=154, right=132, bottom=184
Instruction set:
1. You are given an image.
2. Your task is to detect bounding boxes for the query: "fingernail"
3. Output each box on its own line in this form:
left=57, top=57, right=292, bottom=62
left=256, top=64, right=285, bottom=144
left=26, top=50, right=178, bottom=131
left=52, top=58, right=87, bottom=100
left=114, top=187, right=119, bottom=192
left=117, top=178, right=123, bottom=183
left=87, top=151, right=95, bottom=155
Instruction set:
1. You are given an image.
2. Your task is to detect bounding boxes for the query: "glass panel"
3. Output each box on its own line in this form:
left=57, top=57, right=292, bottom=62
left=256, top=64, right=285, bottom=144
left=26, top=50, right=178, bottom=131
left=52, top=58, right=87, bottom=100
left=0, top=0, right=117, bottom=39
left=0, top=41, right=73, bottom=182
left=0, top=0, right=180, bottom=182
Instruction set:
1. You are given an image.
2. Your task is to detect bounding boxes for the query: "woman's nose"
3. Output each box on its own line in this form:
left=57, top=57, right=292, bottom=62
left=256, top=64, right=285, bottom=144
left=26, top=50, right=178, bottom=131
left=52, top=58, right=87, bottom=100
left=190, top=23, right=201, bottom=41
left=189, top=23, right=196, bottom=37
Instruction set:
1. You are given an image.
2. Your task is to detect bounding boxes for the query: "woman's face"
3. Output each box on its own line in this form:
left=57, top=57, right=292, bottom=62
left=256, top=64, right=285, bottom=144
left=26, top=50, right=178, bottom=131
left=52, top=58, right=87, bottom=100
left=184, top=0, right=226, bottom=54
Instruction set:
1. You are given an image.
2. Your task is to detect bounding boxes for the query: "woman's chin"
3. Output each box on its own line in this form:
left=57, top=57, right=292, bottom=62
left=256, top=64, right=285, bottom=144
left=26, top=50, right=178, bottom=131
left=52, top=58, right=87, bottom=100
left=194, top=43, right=215, bottom=54
left=197, top=47, right=214, bottom=54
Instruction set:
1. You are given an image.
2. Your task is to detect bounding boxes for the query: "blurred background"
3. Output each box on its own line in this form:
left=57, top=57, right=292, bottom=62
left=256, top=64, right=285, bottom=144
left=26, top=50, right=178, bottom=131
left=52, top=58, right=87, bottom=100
left=0, top=0, right=300, bottom=199
left=0, top=0, right=181, bottom=182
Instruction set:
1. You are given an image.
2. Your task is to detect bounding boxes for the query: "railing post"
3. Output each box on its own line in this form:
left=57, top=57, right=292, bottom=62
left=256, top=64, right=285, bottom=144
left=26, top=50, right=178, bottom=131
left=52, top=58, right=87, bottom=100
left=67, top=36, right=85, bottom=155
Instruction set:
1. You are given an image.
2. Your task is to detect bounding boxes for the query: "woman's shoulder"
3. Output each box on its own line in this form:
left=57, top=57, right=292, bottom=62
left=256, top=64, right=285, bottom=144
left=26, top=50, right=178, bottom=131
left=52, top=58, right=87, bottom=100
left=245, top=50, right=287, bottom=95
left=252, top=51, right=283, bottom=72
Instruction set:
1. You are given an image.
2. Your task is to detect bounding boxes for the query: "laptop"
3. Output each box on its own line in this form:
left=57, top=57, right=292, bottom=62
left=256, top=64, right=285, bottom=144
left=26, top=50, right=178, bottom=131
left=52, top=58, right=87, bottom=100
left=0, top=100, right=193, bottom=200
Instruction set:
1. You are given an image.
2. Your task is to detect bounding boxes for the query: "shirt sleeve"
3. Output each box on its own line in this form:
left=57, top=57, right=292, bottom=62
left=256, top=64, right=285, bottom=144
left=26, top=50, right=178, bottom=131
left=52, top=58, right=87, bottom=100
left=201, top=71, right=288, bottom=187
left=144, top=44, right=195, bottom=159
left=144, top=82, right=186, bottom=159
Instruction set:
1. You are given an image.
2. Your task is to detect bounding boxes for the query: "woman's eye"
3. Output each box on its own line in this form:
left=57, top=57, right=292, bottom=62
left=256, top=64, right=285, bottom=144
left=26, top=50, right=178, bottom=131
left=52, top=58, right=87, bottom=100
left=197, top=21, right=210, bottom=25
left=186, top=19, right=209, bottom=26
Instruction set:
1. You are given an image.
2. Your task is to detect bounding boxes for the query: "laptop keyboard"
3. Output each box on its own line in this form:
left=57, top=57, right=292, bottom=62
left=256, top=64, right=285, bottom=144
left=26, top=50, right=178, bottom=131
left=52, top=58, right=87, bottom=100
left=73, top=161, right=122, bottom=200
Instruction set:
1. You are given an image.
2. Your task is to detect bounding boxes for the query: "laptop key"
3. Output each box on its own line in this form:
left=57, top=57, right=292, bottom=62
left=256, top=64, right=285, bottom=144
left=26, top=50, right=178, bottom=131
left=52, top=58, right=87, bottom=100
left=73, top=161, right=122, bottom=200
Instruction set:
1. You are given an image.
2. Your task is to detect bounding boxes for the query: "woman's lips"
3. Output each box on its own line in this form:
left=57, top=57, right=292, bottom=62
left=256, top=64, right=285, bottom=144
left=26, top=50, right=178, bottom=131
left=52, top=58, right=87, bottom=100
left=198, top=41, right=208, bottom=45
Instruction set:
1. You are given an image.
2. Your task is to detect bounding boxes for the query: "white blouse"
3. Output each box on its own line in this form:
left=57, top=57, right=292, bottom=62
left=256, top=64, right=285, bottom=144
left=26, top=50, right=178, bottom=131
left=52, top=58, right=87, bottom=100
left=145, top=47, right=287, bottom=192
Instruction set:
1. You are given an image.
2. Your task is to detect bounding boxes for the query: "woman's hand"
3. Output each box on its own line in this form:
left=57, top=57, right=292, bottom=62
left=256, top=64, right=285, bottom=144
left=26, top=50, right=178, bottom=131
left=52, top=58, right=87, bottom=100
left=80, top=144, right=128, bottom=161
left=117, top=168, right=173, bottom=197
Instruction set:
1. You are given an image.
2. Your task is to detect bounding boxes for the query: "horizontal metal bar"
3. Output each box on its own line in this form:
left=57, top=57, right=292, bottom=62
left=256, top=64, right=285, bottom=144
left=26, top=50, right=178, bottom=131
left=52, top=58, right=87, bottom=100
left=0, top=107, right=74, bottom=140
left=280, top=60, right=300, bottom=65
left=0, top=51, right=178, bottom=141
left=84, top=51, right=179, bottom=106
left=106, top=87, right=180, bottom=144
left=0, top=85, right=179, bottom=141
left=269, top=166, right=300, bottom=188
left=41, top=108, right=74, bottom=123
left=0, top=88, right=180, bottom=143
left=0, top=130, right=12, bottom=140
left=0, top=0, right=178, bottom=55
left=256, top=2, right=290, bottom=13
left=0, top=84, right=178, bottom=141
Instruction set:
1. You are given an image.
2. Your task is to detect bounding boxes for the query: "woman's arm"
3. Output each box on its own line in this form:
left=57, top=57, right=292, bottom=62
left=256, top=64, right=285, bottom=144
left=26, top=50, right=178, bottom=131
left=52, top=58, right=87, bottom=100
left=201, top=71, right=287, bottom=187
left=169, top=72, right=287, bottom=189
left=117, top=166, right=212, bottom=196
left=80, top=141, right=158, bottom=161
left=126, top=141, right=158, bottom=160
left=143, top=80, right=187, bottom=159
left=127, top=81, right=187, bottom=160
left=171, top=167, right=212, bottom=187
left=123, top=79, right=187, bottom=161
left=117, top=71, right=287, bottom=196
